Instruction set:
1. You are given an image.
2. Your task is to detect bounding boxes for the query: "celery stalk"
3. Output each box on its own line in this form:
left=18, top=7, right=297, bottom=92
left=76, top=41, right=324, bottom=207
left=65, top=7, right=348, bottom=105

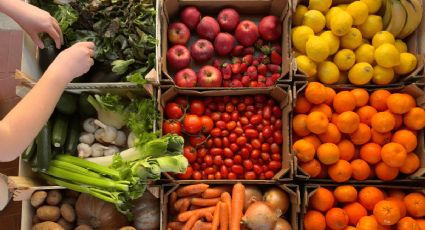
left=49, top=160, right=104, bottom=179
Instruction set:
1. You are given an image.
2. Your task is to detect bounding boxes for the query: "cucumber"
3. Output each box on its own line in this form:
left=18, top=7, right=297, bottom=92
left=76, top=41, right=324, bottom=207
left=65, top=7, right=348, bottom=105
left=52, top=113, right=69, bottom=148
left=22, top=140, right=36, bottom=162
left=65, top=116, right=80, bottom=155
left=79, top=93, right=96, bottom=117
left=56, top=92, right=77, bottom=115
left=36, top=122, right=51, bottom=172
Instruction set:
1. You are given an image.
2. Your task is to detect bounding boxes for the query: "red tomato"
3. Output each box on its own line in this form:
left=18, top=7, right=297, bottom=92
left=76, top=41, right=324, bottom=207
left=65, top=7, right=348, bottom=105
left=253, top=164, right=263, bottom=174
left=165, top=103, right=183, bottom=119
left=216, top=121, right=226, bottom=129
left=218, top=103, right=225, bottom=112
left=163, top=120, right=182, bottom=135
left=200, top=116, right=213, bottom=133
left=251, top=139, right=261, bottom=149
left=211, top=128, right=221, bottom=137
left=207, top=174, right=215, bottom=180
left=229, top=133, right=237, bottom=143
left=263, top=106, right=272, bottom=119
left=245, top=111, right=253, bottom=118
left=272, top=153, right=281, bottom=161
left=174, top=96, right=188, bottom=108
left=231, top=111, right=239, bottom=121
left=190, top=99, right=205, bottom=115
left=177, top=166, right=193, bottom=179
left=230, top=143, right=239, bottom=152
left=250, top=114, right=263, bottom=125
left=211, top=112, right=221, bottom=121
left=274, top=119, right=282, bottom=131
left=240, top=116, right=249, bottom=125
left=213, top=138, right=222, bottom=148
left=215, top=172, right=222, bottom=179
left=255, top=95, right=266, bottom=103
left=262, top=143, right=271, bottom=152
left=226, top=121, right=237, bottom=130
left=206, top=139, right=213, bottom=148
left=243, top=160, right=253, bottom=170
left=210, top=148, right=223, bottom=156
left=245, top=129, right=259, bottom=138
left=231, top=97, right=240, bottom=105
left=246, top=105, right=255, bottom=112
left=220, top=165, right=229, bottom=178
left=272, top=106, right=282, bottom=118
left=261, top=153, right=270, bottom=161
left=204, top=155, right=213, bottom=166
left=183, top=115, right=202, bottom=134
left=266, top=99, right=275, bottom=106
left=222, top=137, right=230, bottom=147
left=213, top=155, right=223, bottom=166
left=273, top=131, right=283, bottom=144
left=244, top=96, right=254, bottom=105
left=265, top=171, right=274, bottom=179
left=223, top=96, right=231, bottom=103
left=251, top=149, right=261, bottom=159
left=224, top=158, right=234, bottom=167
left=262, top=126, right=272, bottom=138
left=258, top=173, right=265, bottom=180
left=228, top=172, right=237, bottom=179
left=234, top=127, right=244, bottom=135
left=197, top=148, right=208, bottom=158
left=236, top=136, right=247, bottom=146
left=237, top=103, right=246, bottom=112
left=221, top=130, right=229, bottom=137
left=223, top=148, right=233, bottom=158
left=234, top=155, right=242, bottom=165
left=244, top=171, right=256, bottom=180
left=255, top=103, right=264, bottom=109
left=231, top=165, right=244, bottom=175
left=240, top=148, right=250, bottom=159
left=189, top=135, right=206, bottom=147
left=221, top=112, right=231, bottom=122
left=192, top=171, right=202, bottom=180
left=183, top=146, right=197, bottom=163
left=262, top=119, right=271, bottom=126
left=225, top=103, right=235, bottom=113
left=193, top=162, right=200, bottom=170
left=205, top=167, right=214, bottom=175
left=269, top=161, right=282, bottom=171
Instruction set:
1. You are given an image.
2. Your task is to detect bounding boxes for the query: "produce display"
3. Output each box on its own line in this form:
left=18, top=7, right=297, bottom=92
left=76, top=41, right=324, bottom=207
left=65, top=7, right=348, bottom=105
left=162, top=94, right=284, bottom=180
left=304, top=186, right=425, bottom=230
left=293, top=0, right=421, bottom=85
left=166, top=6, right=284, bottom=87
left=166, top=183, right=292, bottom=230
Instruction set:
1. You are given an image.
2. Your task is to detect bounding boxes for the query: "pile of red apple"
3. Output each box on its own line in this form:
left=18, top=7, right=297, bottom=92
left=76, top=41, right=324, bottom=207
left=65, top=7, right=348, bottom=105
left=167, top=6, right=284, bottom=88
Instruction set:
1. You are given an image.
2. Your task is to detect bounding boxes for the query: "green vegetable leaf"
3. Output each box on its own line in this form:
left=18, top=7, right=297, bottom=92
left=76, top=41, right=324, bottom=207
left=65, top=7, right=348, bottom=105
left=112, top=59, right=135, bottom=75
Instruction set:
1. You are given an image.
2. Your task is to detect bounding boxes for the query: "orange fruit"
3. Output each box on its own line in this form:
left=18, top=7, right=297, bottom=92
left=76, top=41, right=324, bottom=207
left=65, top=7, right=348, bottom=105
left=371, top=111, right=396, bottom=133
left=303, top=135, right=322, bottom=150
left=293, top=139, right=316, bottom=163
left=399, top=152, right=420, bottom=175
left=356, top=216, right=379, bottom=230
left=415, top=219, right=425, bottom=230
left=317, top=143, right=340, bottom=165
left=373, top=200, right=401, bottom=226
left=351, top=88, right=370, bottom=107
left=306, top=82, right=328, bottom=105
left=328, top=160, right=352, bottom=182
left=334, top=185, right=358, bottom=203
left=397, top=217, right=420, bottom=230
left=293, top=114, right=311, bottom=137
left=360, top=143, right=382, bottom=164
left=370, top=90, right=391, bottom=111
left=331, top=113, right=339, bottom=125
left=304, top=210, right=326, bottom=230
left=358, top=187, right=385, bottom=211
left=336, top=111, right=360, bottom=134
left=307, top=111, right=330, bottom=134
left=311, top=104, right=333, bottom=120
left=343, top=202, right=368, bottom=226
left=325, top=87, right=337, bottom=105
left=387, top=93, right=415, bottom=115
left=300, top=159, right=322, bottom=177
left=392, top=129, right=417, bottom=153
left=326, top=208, right=349, bottom=230
left=391, top=112, right=403, bottom=129
left=333, top=91, right=357, bottom=113
left=310, top=187, right=335, bottom=212
left=337, top=140, right=356, bottom=161
left=404, top=107, right=425, bottom=130
left=343, top=226, right=356, bottom=230
left=357, top=105, right=378, bottom=126
left=349, top=123, right=371, bottom=145
left=319, top=123, right=342, bottom=144
left=387, top=197, right=407, bottom=219
left=371, top=129, right=392, bottom=145
left=375, top=161, right=399, bottom=181
left=295, top=95, right=312, bottom=114
left=388, top=190, right=406, bottom=200
left=404, top=193, right=425, bottom=218
left=381, top=142, right=407, bottom=167
left=351, top=159, right=371, bottom=181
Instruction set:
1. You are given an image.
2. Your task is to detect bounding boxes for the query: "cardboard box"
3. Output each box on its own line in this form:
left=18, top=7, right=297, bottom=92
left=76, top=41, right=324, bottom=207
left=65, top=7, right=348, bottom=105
left=161, top=183, right=300, bottom=230
left=158, top=85, right=293, bottom=182
left=292, top=81, right=425, bottom=183
left=160, top=0, right=292, bottom=86
left=289, top=0, right=425, bottom=85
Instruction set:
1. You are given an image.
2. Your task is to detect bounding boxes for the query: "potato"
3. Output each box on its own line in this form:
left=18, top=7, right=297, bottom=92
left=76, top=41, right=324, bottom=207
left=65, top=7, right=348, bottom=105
left=74, top=225, right=93, bottom=230
left=32, top=221, right=64, bottom=230
left=31, top=191, right=47, bottom=207
left=119, top=227, right=136, bottom=230
left=60, top=203, right=76, bottom=223
left=32, top=215, right=41, bottom=225
left=57, top=218, right=74, bottom=230
left=61, top=197, right=77, bottom=206
left=37, top=206, right=61, bottom=221
left=47, top=190, right=62, bottom=206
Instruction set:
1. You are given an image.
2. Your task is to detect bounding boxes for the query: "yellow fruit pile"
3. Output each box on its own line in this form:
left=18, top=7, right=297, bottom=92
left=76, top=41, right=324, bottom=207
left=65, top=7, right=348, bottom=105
left=293, top=0, right=418, bottom=85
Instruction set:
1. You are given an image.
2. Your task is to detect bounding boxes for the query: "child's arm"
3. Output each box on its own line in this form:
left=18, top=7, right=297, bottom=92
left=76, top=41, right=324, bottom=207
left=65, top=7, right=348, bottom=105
left=0, top=0, right=62, bottom=49
left=0, top=42, right=94, bottom=162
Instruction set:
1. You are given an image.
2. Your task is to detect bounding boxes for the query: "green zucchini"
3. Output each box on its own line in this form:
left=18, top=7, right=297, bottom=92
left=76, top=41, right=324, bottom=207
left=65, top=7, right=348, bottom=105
left=56, top=92, right=77, bottom=115
left=79, top=93, right=96, bottom=117
left=36, top=122, right=51, bottom=172
left=64, top=116, right=80, bottom=155
left=52, top=113, right=69, bottom=148
left=22, top=140, right=36, bottom=162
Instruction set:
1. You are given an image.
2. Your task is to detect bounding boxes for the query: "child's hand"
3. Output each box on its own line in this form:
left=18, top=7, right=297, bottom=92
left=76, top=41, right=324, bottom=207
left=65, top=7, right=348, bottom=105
left=47, top=42, right=95, bottom=82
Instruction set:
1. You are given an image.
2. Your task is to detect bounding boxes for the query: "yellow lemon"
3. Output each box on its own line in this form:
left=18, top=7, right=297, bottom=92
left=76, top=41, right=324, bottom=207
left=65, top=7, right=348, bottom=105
left=306, top=36, right=330, bottom=62
left=309, top=0, right=332, bottom=13
left=334, top=49, right=356, bottom=71
left=293, top=5, right=308, bottom=26
left=292, top=26, right=315, bottom=54
left=346, top=1, right=369, bottom=25
left=374, top=43, right=400, bottom=68
left=360, top=0, right=382, bottom=14
left=320, top=31, right=340, bottom=55
left=373, top=65, right=395, bottom=85
left=326, top=7, right=343, bottom=29
left=348, top=62, right=374, bottom=85
left=337, top=71, right=350, bottom=83
left=340, top=28, right=363, bottom=50
left=372, top=31, right=395, bottom=48
left=394, top=53, right=417, bottom=75
left=355, top=44, right=375, bottom=64
left=338, top=4, right=349, bottom=10
left=358, top=15, right=383, bottom=39
left=303, top=10, right=326, bottom=33
left=318, top=61, right=340, bottom=84
left=330, top=11, right=353, bottom=36
left=394, top=39, right=408, bottom=53
left=296, top=55, right=317, bottom=78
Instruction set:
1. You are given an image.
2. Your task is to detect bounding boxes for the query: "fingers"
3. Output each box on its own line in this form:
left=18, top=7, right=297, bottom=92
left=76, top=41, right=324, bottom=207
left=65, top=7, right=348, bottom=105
left=46, top=26, right=61, bottom=49
left=31, top=34, right=45, bottom=49
left=51, top=17, right=63, bottom=46
left=75, top=41, right=96, bottom=50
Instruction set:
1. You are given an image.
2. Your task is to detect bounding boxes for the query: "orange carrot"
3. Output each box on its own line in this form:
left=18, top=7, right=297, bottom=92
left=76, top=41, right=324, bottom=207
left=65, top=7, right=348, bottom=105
left=203, top=212, right=214, bottom=222
left=211, top=202, right=221, bottom=230
left=169, top=192, right=178, bottom=214
left=177, top=206, right=216, bottom=222
left=192, top=220, right=212, bottom=230
left=182, top=213, right=201, bottom=230
left=179, top=198, right=191, bottom=213
left=220, top=202, right=229, bottom=230
left=230, top=183, right=245, bottom=230
left=177, top=184, right=209, bottom=197
left=191, top=197, right=221, bottom=207
left=202, top=186, right=232, bottom=198
left=221, top=192, right=232, bottom=229
left=190, top=205, right=201, bottom=210
left=175, top=198, right=190, bottom=211
left=168, top=222, right=184, bottom=230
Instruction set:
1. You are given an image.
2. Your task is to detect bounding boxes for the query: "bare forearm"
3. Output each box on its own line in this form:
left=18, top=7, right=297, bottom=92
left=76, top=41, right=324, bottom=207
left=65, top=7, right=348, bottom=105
left=0, top=0, right=26, bottom=20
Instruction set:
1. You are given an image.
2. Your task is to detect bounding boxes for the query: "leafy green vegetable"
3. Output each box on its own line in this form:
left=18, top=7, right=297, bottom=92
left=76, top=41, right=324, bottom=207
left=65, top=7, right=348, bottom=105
left=87, top=94, right=128, bottom=129
left=112, top=59, right=135, bottom=75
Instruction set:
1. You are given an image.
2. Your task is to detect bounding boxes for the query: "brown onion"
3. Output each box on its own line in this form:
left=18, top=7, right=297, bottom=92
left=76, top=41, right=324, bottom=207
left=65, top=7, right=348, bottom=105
left=241, top=201, right=281, bottom=230
left=273, top=218, right=292, bottom=230
left=263, top=187, right=289, bottom=215
left=243, top=186, right=262, bottom=211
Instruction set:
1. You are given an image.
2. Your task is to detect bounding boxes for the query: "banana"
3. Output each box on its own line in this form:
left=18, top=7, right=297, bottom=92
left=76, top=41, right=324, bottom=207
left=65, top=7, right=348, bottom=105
left=382, top=0, right=392, bottom=28
left=398, top=0, right=423, bottom=39
left=385, top=0, right=407, bottom=37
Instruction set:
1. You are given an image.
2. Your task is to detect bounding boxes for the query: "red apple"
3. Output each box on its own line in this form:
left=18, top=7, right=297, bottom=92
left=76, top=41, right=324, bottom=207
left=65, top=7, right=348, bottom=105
left=197, top=65, right=222, bottom=87
left=167, top=45, right=191, bottom=70
left=214, top=33, right=235, bottom=56
left=235, top=20, right=259, bottom=46
left=231, top=45, right=244, bottom=57
left=180, top=6, right=201, bottom=30
left=259, top=15, right=282, bottom=41
left=168, top=22, right=190, bottom=45
left=231, top=79, right=243, bottom=87
left=174, top=68, right=197, bottom=87
left=217, top=8, right=240, bottom=32
left=241, top=75, right=251, bottom=86
left=190, top=39, right=214, bottom=63
left=197, top=16, right=220, bottom=41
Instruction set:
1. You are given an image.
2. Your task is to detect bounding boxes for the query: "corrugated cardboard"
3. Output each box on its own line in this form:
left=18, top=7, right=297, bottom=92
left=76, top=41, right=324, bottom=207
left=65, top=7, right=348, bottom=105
left=292, top=81, right=425, bottom=183
left=160, top=0, right=292, bottom=86
left=158, top=85, right=293, bottom=182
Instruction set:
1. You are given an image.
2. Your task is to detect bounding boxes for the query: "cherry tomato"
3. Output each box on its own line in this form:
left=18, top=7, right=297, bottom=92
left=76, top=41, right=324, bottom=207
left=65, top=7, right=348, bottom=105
left=240, top=148, right=250, bottom=159
left=183, top=146, right=197, bottom=163
left=251, top=149, right=261, bottom=159
left=251, top=139, right=261, bottom=149
left=273, top=131, right=283, bottom=144
left=193, top=162, right=200, bottom=170
left=207, top=103, right=217, bottom=111
left=262, top=119, right=271, bottom=126
left=240, top=116, right=249, bottom=125
left=255, top=95, right=266, bottom=103
left=229, top=133, right=237, bottom=143
left=163, top=120, right=182, bottom=135
left=210, top=137, right=221, bottom=148
left=225, top=103, right=235, bottom=113
left=262, top=126, right=272, bottom=138
left=211, top=112, right=221, bottom=121
left=226, top=121, right=237, bottom=130
left=258, top=133, right=265, bottom=143
left=236, top=136, right=247, bottom=146
left=189, top=99, right=205, bottom=116
left=200, top=116, right=213, bottom=133
left=263, top=106, right=272, bottom=120
left=216, top=121, right=226, bottom=130
left=256, top=124, right=264, bottom=132
left=230, top=143, right=239, bottom=152
left=207, top=174, right=215, bottom=180
left=243, top=160, right=253, bottom=170
left=245, top=111, right=253, bottom=118
left=220, top=165, right=229, bottom=178
left=177, top=166, right=193, bottom=179
left=204, top=155, right=213, bottom=166
left=231, top=111, right=239, bottom=121
left=197, top=148, right=207, bottom=158
left=192, top=171, right=202, bottom=180
left=244, top=96, right=254, bottom=105
left=261, top=153, right=270, bottom=161
left=265, top=171, right=275, bottom=179
left=231, top=165, right=244, bottom=175
left=234, top=155, right=242, bottom=165
left=228, top=172, right=237, bottom=179
left=218, top=102, right=225, bottom=112
left=221, top=130, right=229, bottom=137
left=250, top=114, right=263, bottom=125
left=274, top=119, right=283, bottom=131
left=183, top=115, right=202, bottom=134
left=210, top=148, right=223, bottom=156
left=189, top=135, right=206, bottom=147
left=246, top=105, right=255, bottom=112
left=244, top=171, right=256, bottom=180
left=222, top=137, right=230, bottom=147
left=269, top=161, right=282, bottom=171
left=211, top=128, right=221, bottom=137
left=266, top=99, right=275, bottom=106
left=213, top=155, right=223, bottom=166
left=272, top=106, right=282, bottom=118
left=223, top=96, right=231, bottom=103
left=262, top=143, right=271, bottom=152
left=174, top=96, right=188, bottom=108
left=165, top=103, right=183, bottom=119
left=221, top=112, right=231, bottom=122
left=215, top=172, right=222, bottom=179
left=272, top=153, right=281, bottom=161
left=262, top=165, right=269, bottom=172
left=258, top=173, right=265, bottom=180
left=245, top=129, right=259, bottom=138
left=223, top=148, right=233, bottom=158
left=237, top=103, right=246, bottom=112
left=234, top=127, right=244, bottom=135
left=224, top=158, right=234, bottom=167
left=231, top=97, right=239, bottom=104
left=253, top=164, right=263, bottom=174
left=205, top=167, right=214, bottom=175
left=267, top=137, right=274, bottom=144
left=206, top=139, right=213, bottom=148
